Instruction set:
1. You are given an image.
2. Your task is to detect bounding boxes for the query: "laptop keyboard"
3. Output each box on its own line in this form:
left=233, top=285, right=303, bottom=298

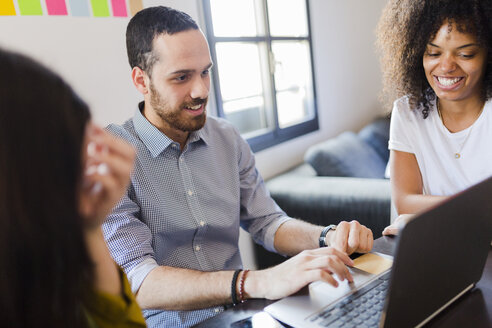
left=309, top=271, right=391, bottom=328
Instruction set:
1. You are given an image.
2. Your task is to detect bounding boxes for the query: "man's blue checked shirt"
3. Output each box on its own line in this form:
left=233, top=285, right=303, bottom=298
left=103, top=103, right=291, bottom=328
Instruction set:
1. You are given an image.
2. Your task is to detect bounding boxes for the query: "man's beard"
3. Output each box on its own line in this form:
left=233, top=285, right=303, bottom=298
left=149, top=83, right=207, bottom=132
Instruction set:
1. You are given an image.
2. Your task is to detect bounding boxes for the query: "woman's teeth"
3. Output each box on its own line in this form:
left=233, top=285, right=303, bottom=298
left=437, top=76, right=461, bottom=86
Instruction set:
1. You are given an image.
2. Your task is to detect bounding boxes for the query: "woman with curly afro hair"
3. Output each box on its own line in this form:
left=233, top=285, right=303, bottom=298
left=376, top=0, right=492, bottom=235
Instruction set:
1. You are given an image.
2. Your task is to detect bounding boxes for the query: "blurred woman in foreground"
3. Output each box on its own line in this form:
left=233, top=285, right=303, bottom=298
left=0, top=48, right=145, bottom=327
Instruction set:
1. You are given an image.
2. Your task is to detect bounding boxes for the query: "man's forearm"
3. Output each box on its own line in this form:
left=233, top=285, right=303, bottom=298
left=273, top=218, right=374, bottom=256
left=273, top=219, right=323, bottom=256
left=136, top=266, right=238, bottom=310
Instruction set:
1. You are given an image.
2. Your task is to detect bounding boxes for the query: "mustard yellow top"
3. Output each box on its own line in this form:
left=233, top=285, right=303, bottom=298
left=84, top=267, right=146, bottom=328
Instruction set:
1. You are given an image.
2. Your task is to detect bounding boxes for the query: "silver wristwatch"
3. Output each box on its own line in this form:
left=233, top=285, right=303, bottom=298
left=319, top=224, right=337, bottom=247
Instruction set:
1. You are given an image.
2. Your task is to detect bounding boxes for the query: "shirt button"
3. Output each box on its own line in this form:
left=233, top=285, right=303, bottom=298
left=200, top=220, right=205, bottom=226
left=187, top=190, right=193, bottom=196
left=195, top=245, right=201, bottom=251
left=179, top=157, right=184, bottom=162
left=171, top=144, right=177, bottom=148
left=214, top=308, right=220, bottom=313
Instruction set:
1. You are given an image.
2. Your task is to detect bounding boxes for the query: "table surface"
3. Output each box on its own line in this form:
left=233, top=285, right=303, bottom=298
left=195, top=236, right=492, bottom=328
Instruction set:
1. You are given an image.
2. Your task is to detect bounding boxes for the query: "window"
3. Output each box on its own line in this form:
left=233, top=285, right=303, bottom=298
left=202, top=0, right=318, bottom=152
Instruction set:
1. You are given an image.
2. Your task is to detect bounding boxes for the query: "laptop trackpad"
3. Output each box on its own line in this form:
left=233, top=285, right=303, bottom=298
left=266, top=267, right=377, bottom=322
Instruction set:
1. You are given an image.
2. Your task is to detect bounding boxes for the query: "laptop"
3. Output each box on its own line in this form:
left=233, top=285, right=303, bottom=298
left=265, top=176, right=492, bottom=328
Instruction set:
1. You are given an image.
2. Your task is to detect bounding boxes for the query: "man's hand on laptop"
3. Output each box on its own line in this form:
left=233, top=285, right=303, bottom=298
left=327, top=221, right=374, bottom=254
left=247, top=247, right=355, bottom=300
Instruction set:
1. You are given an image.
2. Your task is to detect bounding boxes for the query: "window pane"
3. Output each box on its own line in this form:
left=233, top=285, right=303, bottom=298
left=272, top=41, right=315, bottom=128
left=209, top=0, right=258, bottom=37
left=267, top=0, right=308, bottom=37
left=215, top=42, right=273, bottom=135
left=215, top=43, right=264, bottom=100
left=276, top=91, right=307, bottom=127
left=223, top=97, right=268, bottom=135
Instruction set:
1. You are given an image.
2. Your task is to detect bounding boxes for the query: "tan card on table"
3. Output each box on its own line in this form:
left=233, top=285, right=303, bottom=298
left=353, top=252, right=393, bottom=275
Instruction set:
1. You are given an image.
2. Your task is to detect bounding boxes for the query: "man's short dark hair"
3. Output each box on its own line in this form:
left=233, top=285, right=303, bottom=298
left=126, top=6, right=199, bottom=76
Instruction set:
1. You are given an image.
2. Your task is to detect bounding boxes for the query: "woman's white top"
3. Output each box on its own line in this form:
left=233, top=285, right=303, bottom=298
left=388, top=96, right=492, bottom=196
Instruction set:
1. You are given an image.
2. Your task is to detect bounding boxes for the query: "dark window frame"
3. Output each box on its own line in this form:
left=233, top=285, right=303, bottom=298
left=202, top=0, right=319, bottom=152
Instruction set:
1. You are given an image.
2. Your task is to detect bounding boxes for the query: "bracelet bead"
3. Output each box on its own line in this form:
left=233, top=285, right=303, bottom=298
left=238, top=269, right=249, bottom=303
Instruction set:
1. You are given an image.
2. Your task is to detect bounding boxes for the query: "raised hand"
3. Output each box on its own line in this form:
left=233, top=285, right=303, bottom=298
left=79, top=123, right=135, bottom=229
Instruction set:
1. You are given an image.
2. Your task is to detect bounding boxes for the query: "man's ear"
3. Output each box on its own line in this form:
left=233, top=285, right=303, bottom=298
left=131, top=66, right=150, bottom=95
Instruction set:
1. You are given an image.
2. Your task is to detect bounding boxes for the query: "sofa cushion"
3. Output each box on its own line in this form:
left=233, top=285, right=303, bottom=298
left=358, top=118, right=390, bottom=163
left=305, top=131, right=387, bottom=179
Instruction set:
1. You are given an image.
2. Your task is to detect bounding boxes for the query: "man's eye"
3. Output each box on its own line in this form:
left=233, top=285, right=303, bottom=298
left=176, top=75, right=187, bottom=81
left=202, top=69, right=210, bottom=76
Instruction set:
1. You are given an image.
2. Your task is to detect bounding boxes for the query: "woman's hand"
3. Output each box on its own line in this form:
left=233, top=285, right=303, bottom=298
left=382, top=214, right=416, bottom=236
left=79, top=123, right=135, bottom=229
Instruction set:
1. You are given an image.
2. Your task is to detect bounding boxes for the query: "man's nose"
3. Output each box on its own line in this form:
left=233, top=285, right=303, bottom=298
left=190, top=76, right=209, bottom=100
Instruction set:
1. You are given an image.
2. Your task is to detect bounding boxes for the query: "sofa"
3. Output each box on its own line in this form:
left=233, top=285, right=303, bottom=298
left=254, top=118, right=392, bottom=269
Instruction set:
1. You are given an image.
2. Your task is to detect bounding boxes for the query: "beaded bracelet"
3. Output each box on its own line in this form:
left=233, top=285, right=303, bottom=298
left=231, top=269, right=242, bottom=305
left=238, top=269, right=249, bottom=303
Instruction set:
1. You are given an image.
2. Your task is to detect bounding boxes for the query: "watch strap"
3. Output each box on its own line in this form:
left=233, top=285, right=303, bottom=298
left=319, top=224, right=337, bottom=247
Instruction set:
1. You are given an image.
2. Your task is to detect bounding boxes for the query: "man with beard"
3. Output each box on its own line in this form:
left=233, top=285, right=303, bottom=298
left=104, top=6, right=374, bottom=328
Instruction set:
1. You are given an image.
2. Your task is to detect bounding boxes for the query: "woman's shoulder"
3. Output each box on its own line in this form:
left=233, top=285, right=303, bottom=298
left=480, top=98, right=492, bottom=125
left=393, top=95, right=410, bottom=108
left=84, top=267, right=146, bottom=328
left=392, top=96, right=424, bottom=121
left=485, top=98, right=492, bottom=111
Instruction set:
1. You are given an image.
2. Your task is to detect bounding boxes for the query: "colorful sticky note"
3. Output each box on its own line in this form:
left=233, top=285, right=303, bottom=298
left=69, top=0, right=90, bottom=16
left=45, top=0, right=67, bottom=15
left=18, top=0, right=43, bottom=15
left=128, top=0, right=142, bottom=16
left=90, top=0, right=109, bottom=17
left=0, top=0, right=16, bottom=15
left=110, top=0, right=126, bottom=17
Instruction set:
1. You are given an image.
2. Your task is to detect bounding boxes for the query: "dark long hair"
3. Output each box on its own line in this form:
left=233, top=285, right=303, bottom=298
left=0, top=49, right=93, bottom=327
left=376, top=0, right=492, bottom=118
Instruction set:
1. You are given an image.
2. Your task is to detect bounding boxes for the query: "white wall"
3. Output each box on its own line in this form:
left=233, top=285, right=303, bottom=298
left=0, top=16, right=135, bottom=125
left=0, top=0, right=387, bottom=269
left=0, top=1, right=201, bottom=126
